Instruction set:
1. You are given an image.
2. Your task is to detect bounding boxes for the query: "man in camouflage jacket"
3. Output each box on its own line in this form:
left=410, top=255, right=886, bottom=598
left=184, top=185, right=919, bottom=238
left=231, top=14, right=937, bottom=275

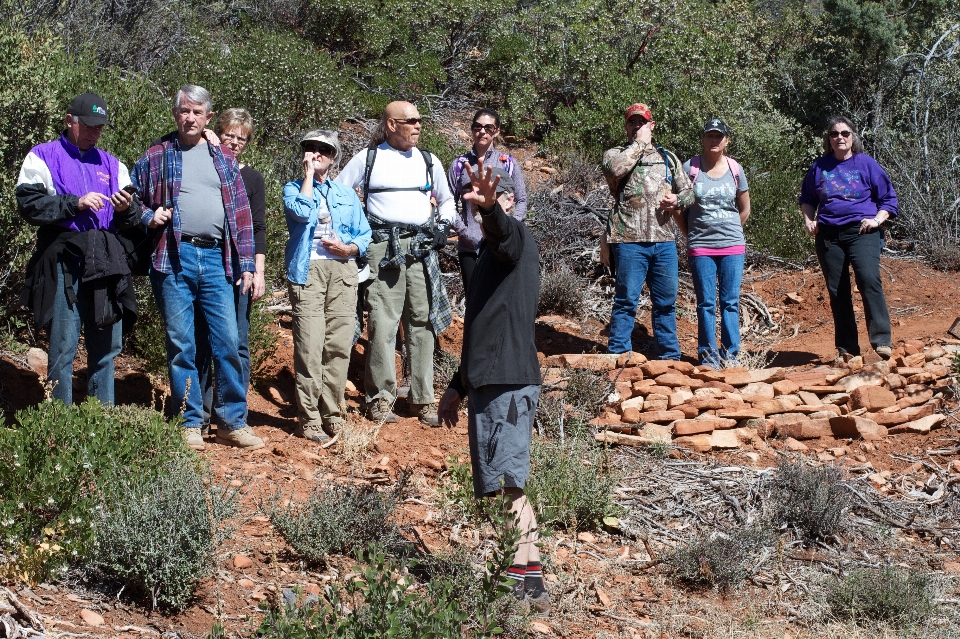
left=601, top=103, right=693, bottom=359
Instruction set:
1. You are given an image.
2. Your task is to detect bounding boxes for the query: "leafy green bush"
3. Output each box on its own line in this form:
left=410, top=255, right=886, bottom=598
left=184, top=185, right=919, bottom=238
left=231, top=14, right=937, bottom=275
left=771, top=459, right=850, bottom=543
left=89, top=458, right=240, bottom=610
left=826, top=566, right=937, bottom=627
left=526, top=438, right=621, bottom=531
left=248, top=296, right=279, bottom=381
left=668, top=525, right=770, bottom=591
left=0, top=399, right=186, bottom=583
left=564, top=367, right=610, bottom=420
left=263, top=482, right=402, bottom=565
left=437, top=453, right=484, bottom=523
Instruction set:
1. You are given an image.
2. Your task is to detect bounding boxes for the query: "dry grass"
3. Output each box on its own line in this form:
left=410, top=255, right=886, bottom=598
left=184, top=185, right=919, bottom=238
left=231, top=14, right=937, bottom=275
left=336, top=416, right=382, bottom=471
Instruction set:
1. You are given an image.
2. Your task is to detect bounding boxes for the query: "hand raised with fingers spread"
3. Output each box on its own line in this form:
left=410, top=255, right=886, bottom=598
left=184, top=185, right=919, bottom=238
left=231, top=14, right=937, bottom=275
left=461, top=157, right=501, bottom=212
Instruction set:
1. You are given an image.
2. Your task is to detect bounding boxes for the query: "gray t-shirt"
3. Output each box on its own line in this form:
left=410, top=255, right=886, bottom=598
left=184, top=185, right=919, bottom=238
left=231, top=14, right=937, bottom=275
left=682, top=158, right=749, bottom=250
left=178, top=142, right=226, bottom=240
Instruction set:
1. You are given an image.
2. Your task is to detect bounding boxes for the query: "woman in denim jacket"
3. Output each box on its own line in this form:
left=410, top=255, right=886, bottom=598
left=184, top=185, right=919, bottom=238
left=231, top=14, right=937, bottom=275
left=283, top=130, right=371, bottom=442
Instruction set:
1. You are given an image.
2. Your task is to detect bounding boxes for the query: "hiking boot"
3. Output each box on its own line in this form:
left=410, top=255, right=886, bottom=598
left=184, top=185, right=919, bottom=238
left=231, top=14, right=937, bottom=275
left=875, top=345, right=892, bottom=360
left=524, top=586, right=551, bottom=616
left=323, top=417, right=346, bottom=435
left=413, top=402, right=439, bottom=426
left=183, top=428, right=204, bottom=451
left=295, top=424, right=330, bottom=443
left=367, top=398, right=398, bottom=423
left=216, top=426, right=265, bottom=450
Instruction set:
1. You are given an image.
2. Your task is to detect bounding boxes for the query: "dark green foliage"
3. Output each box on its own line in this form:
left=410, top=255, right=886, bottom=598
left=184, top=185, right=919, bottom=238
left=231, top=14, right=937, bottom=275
left=0, top=399, right=186, bottom=583
left=248, top=296, right=279, bottom=381
left=89, top=458, right=240, bottom=610
left=668, top=525, right=771, bottom=591
left=264, top=482, right=402, bottom=565
left=827, top=566, right=937, bottom=626
left=771, top=459, right=850, bottom=543
left=526, top=438, right=621, bottom=531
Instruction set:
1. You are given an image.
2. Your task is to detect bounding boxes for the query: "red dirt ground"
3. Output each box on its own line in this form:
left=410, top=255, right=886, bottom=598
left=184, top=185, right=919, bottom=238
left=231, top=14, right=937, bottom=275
left=3, top=254, right=960, bottom=638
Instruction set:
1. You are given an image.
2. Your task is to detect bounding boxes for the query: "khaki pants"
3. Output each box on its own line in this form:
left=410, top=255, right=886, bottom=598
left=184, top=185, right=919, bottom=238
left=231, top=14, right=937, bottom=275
left=364, top=237, right=435, bottom=406
left=288, top=259, right=357, bottom=429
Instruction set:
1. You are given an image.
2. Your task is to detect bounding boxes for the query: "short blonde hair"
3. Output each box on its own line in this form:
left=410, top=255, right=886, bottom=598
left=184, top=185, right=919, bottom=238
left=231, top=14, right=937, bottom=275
left=215, top=108, right=255, bottom=142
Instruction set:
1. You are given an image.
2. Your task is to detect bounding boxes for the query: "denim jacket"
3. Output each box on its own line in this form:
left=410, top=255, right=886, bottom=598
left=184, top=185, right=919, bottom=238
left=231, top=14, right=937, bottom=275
left=283, top=178, right=371, bottom=285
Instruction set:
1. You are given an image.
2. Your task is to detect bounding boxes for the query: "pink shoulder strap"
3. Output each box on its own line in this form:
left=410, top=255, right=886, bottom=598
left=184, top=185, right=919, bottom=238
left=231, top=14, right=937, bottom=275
left=689, top=155, right=701, bottom=184
left=726, top=157, right=742, bottom=190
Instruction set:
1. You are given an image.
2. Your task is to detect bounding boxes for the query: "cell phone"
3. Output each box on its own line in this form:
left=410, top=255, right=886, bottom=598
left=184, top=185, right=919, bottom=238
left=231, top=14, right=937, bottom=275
left=122, top=184, right=138, bottom=195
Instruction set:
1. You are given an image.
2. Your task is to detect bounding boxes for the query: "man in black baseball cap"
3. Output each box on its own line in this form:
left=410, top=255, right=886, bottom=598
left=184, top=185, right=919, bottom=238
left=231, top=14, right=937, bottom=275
left=66, top=92, right=110, bottom=127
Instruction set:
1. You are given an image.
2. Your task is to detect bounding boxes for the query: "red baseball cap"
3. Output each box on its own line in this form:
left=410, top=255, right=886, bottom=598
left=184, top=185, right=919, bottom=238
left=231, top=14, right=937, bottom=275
left=624, top=103, right=653, bottom=121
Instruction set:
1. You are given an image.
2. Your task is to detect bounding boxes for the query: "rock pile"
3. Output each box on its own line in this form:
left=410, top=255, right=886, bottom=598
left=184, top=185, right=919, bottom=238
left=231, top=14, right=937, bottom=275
left=542, top=340, right=957, bottom=453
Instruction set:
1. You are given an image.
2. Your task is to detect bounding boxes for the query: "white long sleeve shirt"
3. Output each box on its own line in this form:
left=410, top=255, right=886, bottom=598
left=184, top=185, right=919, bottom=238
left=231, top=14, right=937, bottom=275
left=335, top=142, right=454, bottom=226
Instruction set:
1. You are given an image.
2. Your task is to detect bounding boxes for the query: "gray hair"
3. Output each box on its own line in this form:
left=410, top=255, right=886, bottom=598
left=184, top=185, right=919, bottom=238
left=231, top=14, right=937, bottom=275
left=174, top=84, right=212, bottom=112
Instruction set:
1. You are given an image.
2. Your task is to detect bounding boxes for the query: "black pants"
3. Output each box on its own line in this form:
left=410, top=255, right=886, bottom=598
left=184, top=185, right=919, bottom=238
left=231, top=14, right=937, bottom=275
left=459, top=251, right=478, bottom=295
left=815, top=222, right=891, bottom=355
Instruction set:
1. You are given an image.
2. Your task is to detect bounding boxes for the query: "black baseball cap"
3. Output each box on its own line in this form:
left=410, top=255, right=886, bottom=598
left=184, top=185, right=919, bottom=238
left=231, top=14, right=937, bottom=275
left=67, top=93, right=109, bottom=126
left=702, top=118, right=731, bottom=136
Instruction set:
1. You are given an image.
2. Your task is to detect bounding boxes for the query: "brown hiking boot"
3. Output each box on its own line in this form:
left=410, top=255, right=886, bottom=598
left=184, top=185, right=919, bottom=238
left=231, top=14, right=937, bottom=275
left=367, top=398, right=398, bottom=423
left=524, top=587, right=551, bottom=616
left=216, top=426, right=265, bottom=450
left=875, top=345, right=892, bottom=360
left=413, top=402, right=439, bottom=426
left=182, top=428, right=204, bottom=451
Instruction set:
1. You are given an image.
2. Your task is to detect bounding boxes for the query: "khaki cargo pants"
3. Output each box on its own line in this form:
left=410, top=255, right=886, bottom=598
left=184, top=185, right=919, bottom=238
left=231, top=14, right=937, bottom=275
left=288, top=259, right=357, bottom=429
left=364, top=237, right=435, bottom=406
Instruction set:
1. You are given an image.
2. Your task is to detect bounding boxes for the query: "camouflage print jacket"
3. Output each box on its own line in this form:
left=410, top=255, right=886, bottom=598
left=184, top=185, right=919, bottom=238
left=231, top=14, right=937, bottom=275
left=601, top=141, right=694, bottom=244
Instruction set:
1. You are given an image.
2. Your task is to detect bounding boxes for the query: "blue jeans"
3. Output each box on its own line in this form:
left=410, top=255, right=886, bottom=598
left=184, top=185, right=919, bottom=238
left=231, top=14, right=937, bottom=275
left=49, top=259, right=122, bottom=405
left=689, top=253, right=744, bottom=368
left=196, top=287, right=251, bottom=426
left=608, top=242, right=681, bottom=359
left=149, top=244, right=248, bottom=430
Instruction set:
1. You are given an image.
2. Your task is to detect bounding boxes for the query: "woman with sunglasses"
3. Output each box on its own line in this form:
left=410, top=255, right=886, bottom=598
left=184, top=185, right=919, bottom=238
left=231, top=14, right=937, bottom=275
left=447, top=108, right=528, bottom=294
left=283, top=130, right=371, bottom=442
left=799, top=116, right=898, bottom=361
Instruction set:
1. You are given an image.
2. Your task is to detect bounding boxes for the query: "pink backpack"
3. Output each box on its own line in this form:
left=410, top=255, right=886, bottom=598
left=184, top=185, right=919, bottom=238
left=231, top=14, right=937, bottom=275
left=689, top=155, right=742, bottom=189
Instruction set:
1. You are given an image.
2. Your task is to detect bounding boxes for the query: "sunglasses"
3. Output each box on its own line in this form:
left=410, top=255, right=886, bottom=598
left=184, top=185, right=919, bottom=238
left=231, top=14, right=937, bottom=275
left=392, top=117, right=423, bottom=126
left=221, top=132, right=249, bottom=144
left=829, top=130, right=852, bottom=139
left=303, top=143, right=335, bottom=155
left=471, top=123, right=498, bottom=134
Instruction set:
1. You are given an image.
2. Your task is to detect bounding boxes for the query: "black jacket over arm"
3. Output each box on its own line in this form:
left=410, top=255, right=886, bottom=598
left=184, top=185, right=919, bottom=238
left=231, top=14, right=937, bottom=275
left=449, top=201, right=541, bottom=396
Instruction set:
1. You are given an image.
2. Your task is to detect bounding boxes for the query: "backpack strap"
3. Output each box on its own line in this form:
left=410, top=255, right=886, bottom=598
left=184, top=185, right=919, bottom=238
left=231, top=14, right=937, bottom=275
left=726, top=157, right=742, bottom=191
left=362, top=147, right=377, bottom=206
left=690, top=155, right=742, bottom=190
left=656, top=146, right=673, bottom=184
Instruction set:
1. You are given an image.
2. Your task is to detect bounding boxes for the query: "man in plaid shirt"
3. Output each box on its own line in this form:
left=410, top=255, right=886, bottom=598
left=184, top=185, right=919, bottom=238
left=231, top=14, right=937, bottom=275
left=131, top=84, right=262, bottom=450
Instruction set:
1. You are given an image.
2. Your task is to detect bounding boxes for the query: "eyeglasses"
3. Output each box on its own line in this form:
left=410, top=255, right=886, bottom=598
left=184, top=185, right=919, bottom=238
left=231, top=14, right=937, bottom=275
left=392, top=117, right=422, bottom=126
left=221, top=133, right=249, bottom=144
left=303, top=143, right=335, bottom=155
left=829, top=130, right=852, bottom=139
left=471, top=123, right=498, bottom=134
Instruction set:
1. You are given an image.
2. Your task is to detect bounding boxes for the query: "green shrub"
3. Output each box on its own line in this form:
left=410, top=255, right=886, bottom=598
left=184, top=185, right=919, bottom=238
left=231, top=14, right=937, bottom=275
left=248, top=296, right=279, bottom=381
left=263, top=482, right=402, bottom=565
left=535, top=393, right=593, bottom=442
left=526, top=438, right=621, bottom=531
left=771, top=459, right=850, bottom=543
left=437, top=453, right=484, bottom=523
left=537, top=265, right=586, bottom=317
left=827, top=566, right=937, bottom=627
left=89, top=457, right=240, bottom=610
left=0, top=399, right=186, bottom=583
left=668, top=525, right=770, bottom=591
left=563, top=367, right=610, bottom=420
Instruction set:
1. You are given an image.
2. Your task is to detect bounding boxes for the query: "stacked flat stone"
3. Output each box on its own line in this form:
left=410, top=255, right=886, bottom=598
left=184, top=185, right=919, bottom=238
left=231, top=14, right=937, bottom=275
left=541, top=340, right=957, bottom=452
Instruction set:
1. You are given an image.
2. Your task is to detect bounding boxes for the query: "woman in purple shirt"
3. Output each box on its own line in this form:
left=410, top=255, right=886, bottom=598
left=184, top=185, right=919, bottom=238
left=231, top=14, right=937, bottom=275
left=799, top=116, right=898, bottom=360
